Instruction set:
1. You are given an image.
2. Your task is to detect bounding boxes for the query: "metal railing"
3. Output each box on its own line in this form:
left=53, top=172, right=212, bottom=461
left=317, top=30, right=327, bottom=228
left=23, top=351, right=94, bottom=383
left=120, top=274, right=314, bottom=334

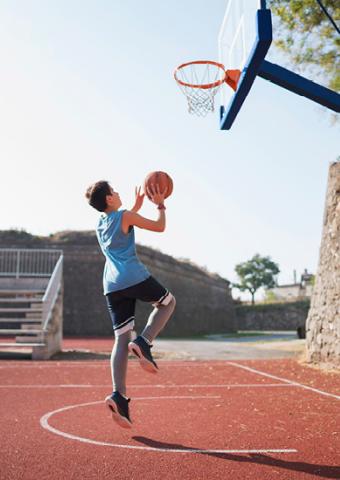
left=0, top=249, right=63, bottom=278
left=42, top=254, right=63, bottom=331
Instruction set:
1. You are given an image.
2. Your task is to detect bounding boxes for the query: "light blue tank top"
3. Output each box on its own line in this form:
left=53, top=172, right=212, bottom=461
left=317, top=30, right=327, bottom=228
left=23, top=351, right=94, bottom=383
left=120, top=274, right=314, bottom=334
left=96, top=209, right=150, bottom=294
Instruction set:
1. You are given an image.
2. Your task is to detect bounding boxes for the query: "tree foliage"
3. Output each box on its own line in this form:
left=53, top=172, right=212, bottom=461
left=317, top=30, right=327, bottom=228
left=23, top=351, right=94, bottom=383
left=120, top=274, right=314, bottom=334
left=233, top=254, right=280, bottom=304
left=268, top=0, right=340, bottom=92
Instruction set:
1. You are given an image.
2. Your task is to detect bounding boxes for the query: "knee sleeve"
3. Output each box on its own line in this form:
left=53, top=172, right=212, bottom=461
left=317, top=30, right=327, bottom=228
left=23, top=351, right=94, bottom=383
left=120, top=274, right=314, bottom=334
left=153, top=291, right=174, bottom=307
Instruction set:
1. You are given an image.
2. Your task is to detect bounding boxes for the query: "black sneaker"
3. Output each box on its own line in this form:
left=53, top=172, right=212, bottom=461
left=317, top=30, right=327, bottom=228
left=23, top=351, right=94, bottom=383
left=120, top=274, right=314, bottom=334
left=128, top=335, right=159, bottom=374
left=105, top=391, right=132, bottom=429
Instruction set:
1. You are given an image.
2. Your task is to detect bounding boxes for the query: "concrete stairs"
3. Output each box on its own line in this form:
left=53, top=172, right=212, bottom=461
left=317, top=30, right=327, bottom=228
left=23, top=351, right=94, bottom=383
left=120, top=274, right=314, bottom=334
left=0, top=249, right=64, bottom=359
left=0, top=289, right=46, bottom=348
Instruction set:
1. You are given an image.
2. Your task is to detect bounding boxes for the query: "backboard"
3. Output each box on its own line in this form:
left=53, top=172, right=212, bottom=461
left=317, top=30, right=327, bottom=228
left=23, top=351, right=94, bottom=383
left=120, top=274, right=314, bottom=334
left=218, top=0, right=272, bottom=129
left=175, top=0, right=339, bottom=128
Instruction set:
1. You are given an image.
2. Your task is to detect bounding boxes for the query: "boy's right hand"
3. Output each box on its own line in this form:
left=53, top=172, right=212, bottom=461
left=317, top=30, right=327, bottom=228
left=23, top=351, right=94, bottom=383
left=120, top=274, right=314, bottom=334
left=146, top=184, right=168, bottom=205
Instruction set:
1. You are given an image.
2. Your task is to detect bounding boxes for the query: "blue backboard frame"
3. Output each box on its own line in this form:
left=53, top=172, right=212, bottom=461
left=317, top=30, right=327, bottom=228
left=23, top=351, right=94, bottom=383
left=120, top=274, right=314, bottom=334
left=220, top=4, right=340, bottom=130
left=220, top=8, right=272, bottom=130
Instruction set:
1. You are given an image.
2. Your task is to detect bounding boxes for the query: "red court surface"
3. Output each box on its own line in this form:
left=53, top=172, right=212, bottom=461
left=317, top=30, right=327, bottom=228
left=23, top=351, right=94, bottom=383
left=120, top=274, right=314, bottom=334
left=0, top=358, right=339, bottom=480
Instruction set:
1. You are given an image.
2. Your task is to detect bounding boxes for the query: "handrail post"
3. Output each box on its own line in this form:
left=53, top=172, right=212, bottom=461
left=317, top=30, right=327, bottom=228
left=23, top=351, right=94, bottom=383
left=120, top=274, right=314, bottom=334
left=16, top=251, right=20, bottom=279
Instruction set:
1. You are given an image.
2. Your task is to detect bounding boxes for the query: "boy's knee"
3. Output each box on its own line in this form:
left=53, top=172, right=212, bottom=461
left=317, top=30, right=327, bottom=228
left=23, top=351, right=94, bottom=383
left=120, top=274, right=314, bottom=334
left=166, top=294, right=176, bottom=313
left=164, top=292, right=176, bottom=308
left=154, top=291, right=175, bottom=307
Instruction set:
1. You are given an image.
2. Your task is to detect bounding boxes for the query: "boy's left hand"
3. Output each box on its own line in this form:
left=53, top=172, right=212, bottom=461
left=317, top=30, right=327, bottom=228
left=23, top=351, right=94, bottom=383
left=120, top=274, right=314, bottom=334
left=131, top=186, right=145, bottom=213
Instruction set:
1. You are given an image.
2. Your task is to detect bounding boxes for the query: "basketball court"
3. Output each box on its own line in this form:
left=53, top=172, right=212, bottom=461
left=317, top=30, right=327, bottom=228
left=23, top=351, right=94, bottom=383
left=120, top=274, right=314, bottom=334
left=1, top=354, right=339, bottom=479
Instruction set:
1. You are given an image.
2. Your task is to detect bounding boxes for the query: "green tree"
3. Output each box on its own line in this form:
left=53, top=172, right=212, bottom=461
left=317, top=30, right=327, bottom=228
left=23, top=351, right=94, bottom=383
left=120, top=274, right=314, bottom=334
left=233, top=254, right=280, bottom=305
left=268, top=0, right=340, bottom=92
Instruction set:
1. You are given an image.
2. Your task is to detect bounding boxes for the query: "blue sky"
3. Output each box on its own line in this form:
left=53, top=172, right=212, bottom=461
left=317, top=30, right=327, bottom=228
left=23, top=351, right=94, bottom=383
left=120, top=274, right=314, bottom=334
left=0, top=0, right=339, bottom=299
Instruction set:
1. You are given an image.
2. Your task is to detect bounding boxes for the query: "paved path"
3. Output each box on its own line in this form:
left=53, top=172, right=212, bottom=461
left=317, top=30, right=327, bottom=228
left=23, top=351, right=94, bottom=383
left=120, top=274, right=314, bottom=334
left=154, top=334, right=306, bottom=361
left=0, top=333, right=306, bottom=361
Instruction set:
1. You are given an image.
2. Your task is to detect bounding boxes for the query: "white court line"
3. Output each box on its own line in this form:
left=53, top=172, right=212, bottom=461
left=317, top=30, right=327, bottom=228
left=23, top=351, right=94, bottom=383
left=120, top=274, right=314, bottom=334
left=0, top=361, right=233, bottom=368
left=0, top=383, right=297, bottom=389
left=228, top=362, right=340, bottom=401
left=40, top=398, right=297, bottom=455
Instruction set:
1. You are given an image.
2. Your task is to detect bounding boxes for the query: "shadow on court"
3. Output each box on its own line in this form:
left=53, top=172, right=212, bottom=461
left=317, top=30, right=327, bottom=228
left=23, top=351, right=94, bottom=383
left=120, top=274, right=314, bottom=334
left=132, top=436, right=340, bottom=479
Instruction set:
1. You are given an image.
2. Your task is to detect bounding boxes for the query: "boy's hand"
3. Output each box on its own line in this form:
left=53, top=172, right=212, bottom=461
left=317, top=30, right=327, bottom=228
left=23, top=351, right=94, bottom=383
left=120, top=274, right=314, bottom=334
left=131, top=186, right=145, bottom=213
left=146, top=184, right=167, bottom=205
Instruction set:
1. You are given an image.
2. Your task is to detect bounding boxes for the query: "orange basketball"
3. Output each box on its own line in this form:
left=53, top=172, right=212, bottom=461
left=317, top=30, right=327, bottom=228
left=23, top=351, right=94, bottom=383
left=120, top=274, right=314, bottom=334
left=143, top=171, right=173, bottom=200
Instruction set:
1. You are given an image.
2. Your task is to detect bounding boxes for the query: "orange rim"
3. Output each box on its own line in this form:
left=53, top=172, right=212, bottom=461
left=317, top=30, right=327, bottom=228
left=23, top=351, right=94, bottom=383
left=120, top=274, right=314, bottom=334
left=174, top=60, right=226, bottom=90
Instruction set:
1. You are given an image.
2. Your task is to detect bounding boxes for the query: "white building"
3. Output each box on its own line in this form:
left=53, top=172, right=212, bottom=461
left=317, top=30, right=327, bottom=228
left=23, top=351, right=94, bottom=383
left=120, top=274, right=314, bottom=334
left=270, top=269, right=314, bottom=301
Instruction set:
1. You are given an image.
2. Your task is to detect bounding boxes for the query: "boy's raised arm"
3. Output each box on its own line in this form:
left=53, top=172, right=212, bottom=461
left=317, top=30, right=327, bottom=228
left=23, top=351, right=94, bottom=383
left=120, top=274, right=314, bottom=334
left=123, top=209, right=166, bottom=233
left=122, top=185, right=167, bottom=234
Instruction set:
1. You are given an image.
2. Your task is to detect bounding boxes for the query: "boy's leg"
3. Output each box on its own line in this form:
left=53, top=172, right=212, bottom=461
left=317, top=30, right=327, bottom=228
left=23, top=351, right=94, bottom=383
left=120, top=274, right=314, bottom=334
left=106, top=292, right=136, bottom=395
left=125, top=276, right=176, bottom=373
left=110, top=329, right=131, bottom=396
left=141, top=295, right=176, bottom=343
left=121, top=276, right=176, bottom=342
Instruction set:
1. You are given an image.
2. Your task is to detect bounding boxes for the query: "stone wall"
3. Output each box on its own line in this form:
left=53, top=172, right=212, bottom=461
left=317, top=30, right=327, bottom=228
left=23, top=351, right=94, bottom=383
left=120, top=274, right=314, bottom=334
left=235, top=301, right=310, bottom=331
left=306, top=161, right=340, bottom=368
left=0, top=230, right=236, bottom=337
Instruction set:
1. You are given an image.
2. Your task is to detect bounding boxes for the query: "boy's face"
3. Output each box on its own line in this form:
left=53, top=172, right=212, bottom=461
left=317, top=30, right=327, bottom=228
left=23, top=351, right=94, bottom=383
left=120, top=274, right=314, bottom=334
left=106, top=187, right=122, bottom=210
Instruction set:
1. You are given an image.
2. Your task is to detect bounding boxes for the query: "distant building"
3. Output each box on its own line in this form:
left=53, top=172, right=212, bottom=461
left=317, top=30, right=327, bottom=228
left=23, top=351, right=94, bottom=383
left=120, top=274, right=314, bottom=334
left=270, top=269, right=314, bottom=301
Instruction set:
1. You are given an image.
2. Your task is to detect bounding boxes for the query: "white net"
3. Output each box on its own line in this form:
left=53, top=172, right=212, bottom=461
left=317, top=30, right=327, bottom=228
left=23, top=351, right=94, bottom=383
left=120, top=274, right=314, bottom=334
left=175, top=62, right=226, bottom=117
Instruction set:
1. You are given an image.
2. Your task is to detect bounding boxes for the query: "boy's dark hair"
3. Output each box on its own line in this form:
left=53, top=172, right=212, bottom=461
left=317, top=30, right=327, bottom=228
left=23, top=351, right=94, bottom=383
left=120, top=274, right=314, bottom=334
left=85, top=180, right=112, bottom=212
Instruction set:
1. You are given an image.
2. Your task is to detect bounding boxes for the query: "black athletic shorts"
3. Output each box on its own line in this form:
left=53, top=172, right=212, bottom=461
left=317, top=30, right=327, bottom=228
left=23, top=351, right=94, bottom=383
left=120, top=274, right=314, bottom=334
left=105, top=276, right=171, bottom=336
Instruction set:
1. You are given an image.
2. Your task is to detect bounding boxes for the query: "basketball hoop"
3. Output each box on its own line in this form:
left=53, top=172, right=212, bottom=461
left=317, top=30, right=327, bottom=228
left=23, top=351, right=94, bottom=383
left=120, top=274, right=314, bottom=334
left=174, top=60, right=241, bottom=117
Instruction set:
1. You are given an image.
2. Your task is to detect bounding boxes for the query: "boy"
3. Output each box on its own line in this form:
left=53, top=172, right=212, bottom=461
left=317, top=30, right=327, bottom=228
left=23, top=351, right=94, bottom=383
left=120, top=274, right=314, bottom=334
left=85, top=180, right=176, bottom=429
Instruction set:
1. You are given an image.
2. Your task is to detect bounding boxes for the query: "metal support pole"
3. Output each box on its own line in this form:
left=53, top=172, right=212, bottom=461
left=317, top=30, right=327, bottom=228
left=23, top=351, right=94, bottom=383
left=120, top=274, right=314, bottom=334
left=259, top=60, right=340, bottom=113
